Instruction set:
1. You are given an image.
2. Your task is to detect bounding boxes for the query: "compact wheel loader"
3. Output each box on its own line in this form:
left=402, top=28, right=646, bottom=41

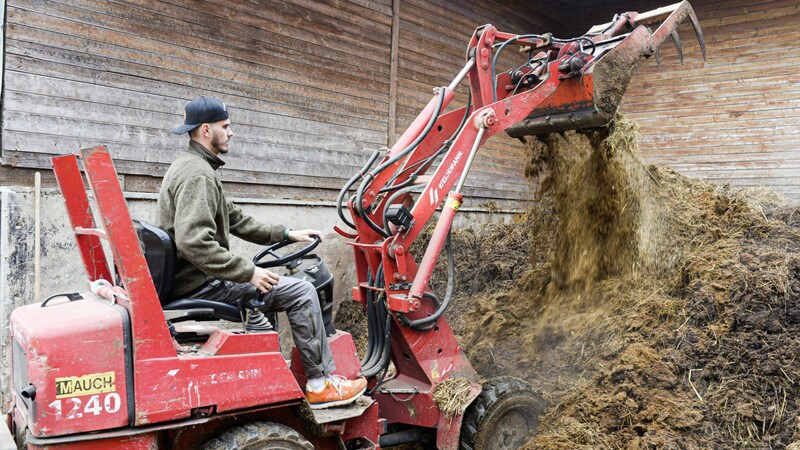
left=2, top=3, right=704, bottom=448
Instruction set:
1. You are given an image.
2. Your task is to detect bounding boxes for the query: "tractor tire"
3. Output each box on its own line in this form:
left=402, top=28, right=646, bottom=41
left=199, top=421, right=314, bottom=450
left=460, top=377, right=546, bottom=450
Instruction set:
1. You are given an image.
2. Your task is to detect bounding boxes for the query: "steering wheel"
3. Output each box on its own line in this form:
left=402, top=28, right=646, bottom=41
left=253, top=236, right=321, bottom=269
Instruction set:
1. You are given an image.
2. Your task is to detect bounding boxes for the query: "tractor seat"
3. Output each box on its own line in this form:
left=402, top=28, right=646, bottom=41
left=133, top=220, right=244, bottom=324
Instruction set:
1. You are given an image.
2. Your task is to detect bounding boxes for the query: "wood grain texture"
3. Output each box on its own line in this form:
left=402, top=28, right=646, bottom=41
left=0, top=0, right=550, bottom=209
left=392, top=0, right=554, bottom=209
left=7, top=0, right=790, bottom=206
left=0, top=0, right=5, bottom=105
left=1, top=0, right=391, bottom=190
left=562, top=0, right=799, bottom=203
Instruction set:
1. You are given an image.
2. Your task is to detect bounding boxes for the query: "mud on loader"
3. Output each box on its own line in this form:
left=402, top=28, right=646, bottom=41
left=3, top=3, right=704, bottom=449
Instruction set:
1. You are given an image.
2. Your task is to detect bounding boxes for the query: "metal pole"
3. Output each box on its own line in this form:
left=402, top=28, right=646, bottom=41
left=34, top=172, right=41, bottom=303
left=454, top=126, right=486, bottom=193
left=448, top=58, right=476, bottom=91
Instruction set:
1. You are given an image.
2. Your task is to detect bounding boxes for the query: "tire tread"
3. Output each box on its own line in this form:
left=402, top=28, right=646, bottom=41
left=459, top=376, right=545, bottom=450
left=199, top=421, right=314, bottom=450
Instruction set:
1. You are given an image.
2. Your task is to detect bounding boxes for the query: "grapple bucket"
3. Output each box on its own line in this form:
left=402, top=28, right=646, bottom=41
left=506, top=1, right=705, bottom=138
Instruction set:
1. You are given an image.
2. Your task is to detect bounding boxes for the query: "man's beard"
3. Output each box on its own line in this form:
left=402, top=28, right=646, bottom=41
left=211, top=133, right=229, bottom=154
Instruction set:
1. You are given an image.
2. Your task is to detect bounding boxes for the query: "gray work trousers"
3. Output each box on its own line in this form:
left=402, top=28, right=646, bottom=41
left=189, top=276, right=336, bottom=379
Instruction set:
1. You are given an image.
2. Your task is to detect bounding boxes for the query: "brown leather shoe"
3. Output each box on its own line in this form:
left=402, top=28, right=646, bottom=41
left=306, top=375, right=367, bottom=409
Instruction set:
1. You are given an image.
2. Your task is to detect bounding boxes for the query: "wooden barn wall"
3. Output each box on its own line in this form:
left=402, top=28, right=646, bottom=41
left=568, top=0, right=800, bottom=203
left=393, top=0, right=560, bottom=208
left=0, top=0, right=565, bottom=208
left=1, top=0, right=398, bottom=199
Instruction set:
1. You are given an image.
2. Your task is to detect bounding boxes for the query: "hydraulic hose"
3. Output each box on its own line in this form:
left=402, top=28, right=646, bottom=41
left=337, top=149, right=382, bottom=230
left=378, top=89, right=474, bottom=236
left=382, top=184, right=424, bottom=236
left=365, top=304, right=394, bottom=391
left=362, top=266, right=392, bottom=377
left=454, top=88, right=473, bottom=135
left=363, top=294, right=393, bottom=378
left=378, top=88, right=473, bottom=196
left=551, top=36, right=596, bottom=54
left=355, top=88, right=447, bottom=238
left=360, top=270, right=377, bottom=369
left=491, top=34, right=544, bottom=102
left=362, top=270, right=383, bottom=372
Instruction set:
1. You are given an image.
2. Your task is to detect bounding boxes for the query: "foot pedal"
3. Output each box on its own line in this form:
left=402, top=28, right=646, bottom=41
left=311, top=396, right=374, bottom=424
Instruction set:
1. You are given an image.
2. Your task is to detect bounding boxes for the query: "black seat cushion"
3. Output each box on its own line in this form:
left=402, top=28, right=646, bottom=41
left=134, top=220, right=261, bottom=325
left=162, top=299, right=242, bottom=322
left=133, top=220, right=175, bottom=304
left=134, top=220, right=240, bottom=323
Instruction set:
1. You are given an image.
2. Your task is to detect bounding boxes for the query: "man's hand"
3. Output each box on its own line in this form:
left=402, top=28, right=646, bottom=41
left=288, top=229, right=324, bottom=243
left=249, top=267, right=280, bottom=294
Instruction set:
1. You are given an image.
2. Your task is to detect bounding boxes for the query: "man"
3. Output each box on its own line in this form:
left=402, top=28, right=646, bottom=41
left=158, top=96, right=366, bottom=409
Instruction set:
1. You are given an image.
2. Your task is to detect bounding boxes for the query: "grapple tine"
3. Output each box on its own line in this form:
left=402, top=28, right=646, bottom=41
left=640, top=1, right=705, bottom=63
left=655, top=47, right=662, bottom=69
left=670, top=30, right=684, bottom=64
left=687, top=8, right=707, bottom=60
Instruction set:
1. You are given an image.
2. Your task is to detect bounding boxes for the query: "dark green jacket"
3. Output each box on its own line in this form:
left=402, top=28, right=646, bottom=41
left=157, top=140, right=286, bottom=298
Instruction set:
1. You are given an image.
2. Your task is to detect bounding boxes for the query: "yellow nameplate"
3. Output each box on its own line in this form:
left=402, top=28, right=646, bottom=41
left=55, top=371, right=116, bottom=398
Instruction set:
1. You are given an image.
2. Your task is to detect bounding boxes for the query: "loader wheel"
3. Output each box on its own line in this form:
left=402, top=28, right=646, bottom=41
left=199, top=421, right=313, bottom=450
left=460, top=377, right=546, bottom=450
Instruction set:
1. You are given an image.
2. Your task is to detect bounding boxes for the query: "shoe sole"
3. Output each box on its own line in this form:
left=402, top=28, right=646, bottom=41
left=308, top=385, right=368, bottom=410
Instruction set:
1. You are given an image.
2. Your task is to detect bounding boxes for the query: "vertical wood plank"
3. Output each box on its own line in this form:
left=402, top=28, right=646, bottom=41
left=1, top=0, right=6, bottom=154
left=388, top=0, right=400, bottom=146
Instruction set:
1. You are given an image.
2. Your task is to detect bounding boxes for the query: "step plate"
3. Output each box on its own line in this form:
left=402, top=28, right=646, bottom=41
left=312, top=396, right=374, bottom=424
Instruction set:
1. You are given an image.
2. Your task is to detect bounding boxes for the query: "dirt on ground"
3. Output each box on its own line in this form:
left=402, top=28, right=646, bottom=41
left=435, top=117, right=800, bottom=449
left=335, top=116, right=800, bottom=449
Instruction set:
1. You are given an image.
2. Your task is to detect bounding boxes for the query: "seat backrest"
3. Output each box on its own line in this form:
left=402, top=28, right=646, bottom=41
left=132, top=220, right=175, bottom=305
left=132, top=221, right=254, bottom=326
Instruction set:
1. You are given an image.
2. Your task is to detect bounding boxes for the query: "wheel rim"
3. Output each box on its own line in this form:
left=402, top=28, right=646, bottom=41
left=485, top=406, right=539, bottom=450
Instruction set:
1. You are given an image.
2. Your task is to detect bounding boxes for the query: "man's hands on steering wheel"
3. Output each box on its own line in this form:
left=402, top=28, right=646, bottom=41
left=288, top=229, right=324, bottom=243
left=250, top=229, right=324, bottom=293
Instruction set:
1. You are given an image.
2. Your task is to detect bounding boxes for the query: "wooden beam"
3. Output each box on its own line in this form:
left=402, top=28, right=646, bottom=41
left=387, top=0, right=400, bottom=146
left=1, top=0, right=5, bottom=158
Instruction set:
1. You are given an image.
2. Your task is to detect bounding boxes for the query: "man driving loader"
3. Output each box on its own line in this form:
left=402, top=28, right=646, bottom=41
left=159, top=95, right=367, bottom=409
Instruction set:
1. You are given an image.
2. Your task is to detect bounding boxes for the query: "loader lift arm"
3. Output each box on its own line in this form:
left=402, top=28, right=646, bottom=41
left=336, top=2, right=705, bottom=448
left=340, top=0, right=705, bottom=316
